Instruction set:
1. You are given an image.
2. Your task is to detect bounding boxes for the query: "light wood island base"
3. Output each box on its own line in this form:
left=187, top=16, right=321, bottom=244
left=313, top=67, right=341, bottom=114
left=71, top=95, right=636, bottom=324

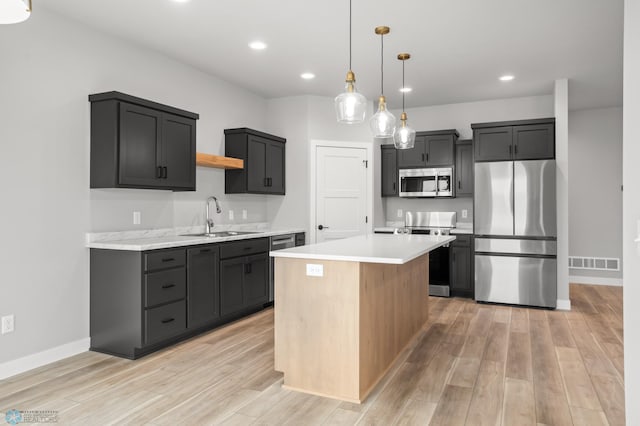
left=274, top=254, right=429, bottom=403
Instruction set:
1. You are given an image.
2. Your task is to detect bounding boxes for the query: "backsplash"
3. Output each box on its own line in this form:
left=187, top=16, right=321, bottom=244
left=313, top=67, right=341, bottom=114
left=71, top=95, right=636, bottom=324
left=384, top=197, right=473, bottom=226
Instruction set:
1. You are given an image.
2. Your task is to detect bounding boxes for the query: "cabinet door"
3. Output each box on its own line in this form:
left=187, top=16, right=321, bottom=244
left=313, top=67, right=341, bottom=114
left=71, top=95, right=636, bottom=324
left=187, top=246, right=219, bottom=329
left=243, top=253, right=268, bottom=307
left=219, top=257, right=245, bottom=316
left=397, top=136, right=427, bottom=168
left=455, top=142, right=473, bottom=197
left=474, top=127, right=513, bottom=162
left=118, top=103, right=163, bottom=187
left=450, top=246, right=472, bottom=294
left=381, top=145, right=398, bottom=196
left=426, top=134, right=454, bottom=166
left=246, top=136, right=268, bottom=193
left=513, top=123, right=555, bottom=160
left=266, top=141, right=285, bottom=194
left=162, top=113, right=196, bottom=190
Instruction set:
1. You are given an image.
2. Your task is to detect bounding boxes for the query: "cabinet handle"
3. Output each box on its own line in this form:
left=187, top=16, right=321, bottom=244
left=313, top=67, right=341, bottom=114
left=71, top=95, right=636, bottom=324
left=161, top=318, right=175, bottom=324
left=514, top=145, right=518, bottom=155
left=426, top=153, right=429, bottom=162
left=243, top=246, right=252, bottom=251
left=245, top=263, right=252, bottom=274
left=200, top=248, right=211, bottom=253
left=458, top=180, right=461, bottom=190
left=162, top=283, right=176, bottom=289
left=156, top=166, right=163, bottom=178
left=421, top=153, right=425, bottom=162
left=163, top=167, right=168, bottom=179
left=264, top=177, right=268, bottom=187
left=392, top=182, right=396, bottom=191
left=509, top=145, right=512, bottom=155
left=161, top=257, right=175, bottom=263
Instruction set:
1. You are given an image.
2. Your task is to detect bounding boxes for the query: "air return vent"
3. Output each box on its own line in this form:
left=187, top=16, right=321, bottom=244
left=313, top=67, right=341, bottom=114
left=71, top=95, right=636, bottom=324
left=569, top=256, right=620, bottom=271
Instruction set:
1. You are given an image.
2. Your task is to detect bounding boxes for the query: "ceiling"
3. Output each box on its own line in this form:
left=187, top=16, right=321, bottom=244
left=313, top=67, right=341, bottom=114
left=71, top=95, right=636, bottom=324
left=40, top=0, right=623, bottom=111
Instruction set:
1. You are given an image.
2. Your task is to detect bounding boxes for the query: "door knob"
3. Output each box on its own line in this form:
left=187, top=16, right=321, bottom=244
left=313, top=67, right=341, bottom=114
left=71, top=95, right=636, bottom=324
left=318, top=225, right=329, bottom=230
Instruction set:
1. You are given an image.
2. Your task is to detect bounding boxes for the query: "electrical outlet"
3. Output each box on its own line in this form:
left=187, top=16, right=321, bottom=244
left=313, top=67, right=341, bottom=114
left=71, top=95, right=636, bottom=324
left=397, top=209, right=403, bottom=218
left=2, top=314, right=14, bottom=334
left=462, top=209, right=468, bottom=219
left=133, top=211, right=141, bottom=225
left=306, top=264, right=324, bottom=277
left=242, top=210, right=248, bottom=220
left=228, top=210, right=234, bottom=220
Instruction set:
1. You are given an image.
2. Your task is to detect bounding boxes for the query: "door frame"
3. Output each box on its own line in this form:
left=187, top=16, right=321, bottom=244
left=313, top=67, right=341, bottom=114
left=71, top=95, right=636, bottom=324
left=309, top=140, right=374, bottom=244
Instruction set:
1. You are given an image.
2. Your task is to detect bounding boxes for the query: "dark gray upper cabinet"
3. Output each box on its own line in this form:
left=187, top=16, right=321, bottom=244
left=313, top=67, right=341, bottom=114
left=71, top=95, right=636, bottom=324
left=89, top=91, right=198, bottom=191
left=225, top=128, right=286, bottom=195
left=381, top=144, right=398, bottom=197
left=187, top=245, right=220, bottom=329
left=396, top=130, right=458, bottom=168
left=472, top=118, right=555, bottom=162
left=455, top=140, right=473, bottom=197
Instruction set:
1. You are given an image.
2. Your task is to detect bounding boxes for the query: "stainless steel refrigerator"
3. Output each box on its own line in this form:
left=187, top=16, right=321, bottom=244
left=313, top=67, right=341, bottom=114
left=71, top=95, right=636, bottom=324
left=474, top=160, right=557, bottom=308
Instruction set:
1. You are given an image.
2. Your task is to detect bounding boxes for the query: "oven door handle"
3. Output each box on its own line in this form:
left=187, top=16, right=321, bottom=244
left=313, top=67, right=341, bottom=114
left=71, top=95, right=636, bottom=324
left=434, top=170, right=439, bottom=196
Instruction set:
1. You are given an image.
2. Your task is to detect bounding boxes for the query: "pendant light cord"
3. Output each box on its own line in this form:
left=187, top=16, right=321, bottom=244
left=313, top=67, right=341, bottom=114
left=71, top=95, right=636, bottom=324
left=349, top=0, right=352, bottom=71
left=402, top=59, right=405, bottom=112
left=380, top=33, right=384, bottom=95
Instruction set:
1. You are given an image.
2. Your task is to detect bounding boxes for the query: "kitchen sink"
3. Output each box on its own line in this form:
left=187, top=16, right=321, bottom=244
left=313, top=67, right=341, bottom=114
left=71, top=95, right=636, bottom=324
left=179, top=231, right=259, bottom=238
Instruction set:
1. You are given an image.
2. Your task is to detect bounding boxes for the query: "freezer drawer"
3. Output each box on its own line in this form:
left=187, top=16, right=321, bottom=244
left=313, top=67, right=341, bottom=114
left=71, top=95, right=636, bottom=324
left=475, top=254, right=557, bottom=308
left=475, top=237, right=557, bottom=256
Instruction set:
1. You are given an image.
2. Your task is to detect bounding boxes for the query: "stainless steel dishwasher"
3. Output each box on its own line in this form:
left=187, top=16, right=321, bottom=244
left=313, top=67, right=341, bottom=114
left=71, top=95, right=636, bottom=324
left=269, top=233, right=305, bottom=303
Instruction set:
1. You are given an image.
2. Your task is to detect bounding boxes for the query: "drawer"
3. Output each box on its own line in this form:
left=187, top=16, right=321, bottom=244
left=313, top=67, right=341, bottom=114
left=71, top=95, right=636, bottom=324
left=144, top=249, right=185, bottom=272
left=220, top=237, right=268, bottom=259
left=145, top=300, right=186, bottom=345
left=144, top=268, right=186, bottom=308
left=451, top=235, right=471, bottom=247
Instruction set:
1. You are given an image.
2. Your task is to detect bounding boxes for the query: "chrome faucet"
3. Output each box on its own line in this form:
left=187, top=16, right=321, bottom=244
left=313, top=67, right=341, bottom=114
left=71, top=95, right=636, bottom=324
left=205, top=196, right=222, bottom=234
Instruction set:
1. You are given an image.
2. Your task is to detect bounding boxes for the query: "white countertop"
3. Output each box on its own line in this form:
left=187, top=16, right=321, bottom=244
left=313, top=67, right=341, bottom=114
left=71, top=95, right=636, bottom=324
left=86, top=227, right=305, bottom=251
left=270, top=233, right=455, bottom=265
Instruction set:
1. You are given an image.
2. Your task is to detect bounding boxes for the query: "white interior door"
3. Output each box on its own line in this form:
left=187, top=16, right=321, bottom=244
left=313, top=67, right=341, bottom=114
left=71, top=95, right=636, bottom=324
left=315, top=146, right=368, bottom=243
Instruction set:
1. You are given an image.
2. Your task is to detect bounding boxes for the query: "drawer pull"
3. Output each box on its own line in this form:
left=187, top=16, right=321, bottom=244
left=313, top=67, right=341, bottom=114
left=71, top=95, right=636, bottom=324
left=161, top=318, right=175, bottom=324
left=162, top=283, right=176, bottom=289
left=243, top=247, right=252, bottom=251
left=161, top=257, right=175, bottom=263
left=200, top=249, right=211, bottom=253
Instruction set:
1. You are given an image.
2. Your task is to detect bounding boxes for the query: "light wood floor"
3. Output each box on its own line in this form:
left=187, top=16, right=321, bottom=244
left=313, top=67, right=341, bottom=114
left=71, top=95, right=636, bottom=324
left=0, top=284, right=624, bottom=425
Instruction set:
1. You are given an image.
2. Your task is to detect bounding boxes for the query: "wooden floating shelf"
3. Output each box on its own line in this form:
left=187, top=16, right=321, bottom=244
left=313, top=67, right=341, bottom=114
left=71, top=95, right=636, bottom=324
left=196, top=153, right=244, bottom=169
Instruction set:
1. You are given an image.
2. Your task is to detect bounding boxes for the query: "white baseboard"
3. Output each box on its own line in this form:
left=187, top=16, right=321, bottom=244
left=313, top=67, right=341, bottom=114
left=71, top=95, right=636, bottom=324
left=556, top=299, right=572, bottom=311
left=569, top=275, right=623, bottom=287
left=0, top=338, right=90, bottom=380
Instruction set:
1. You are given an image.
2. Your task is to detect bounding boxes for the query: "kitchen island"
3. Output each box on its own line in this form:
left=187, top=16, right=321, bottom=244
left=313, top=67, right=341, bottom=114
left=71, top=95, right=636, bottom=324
left=271, top=233, right=455, bottom=403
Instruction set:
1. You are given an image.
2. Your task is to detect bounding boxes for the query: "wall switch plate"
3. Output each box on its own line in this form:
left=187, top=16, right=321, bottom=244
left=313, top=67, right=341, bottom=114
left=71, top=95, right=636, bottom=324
left=462, top=209, right=468, bottom=219
left=133, top=211, right=141, bottom=225
left=242, top=210, right=248, bottom=220
left=228, top=210, right=234, bottom=220
left=306, top=264, right=324, bottom=277
left=2, top=314, right=14, bottom=334
left=397, top=209, right=403, bottom=218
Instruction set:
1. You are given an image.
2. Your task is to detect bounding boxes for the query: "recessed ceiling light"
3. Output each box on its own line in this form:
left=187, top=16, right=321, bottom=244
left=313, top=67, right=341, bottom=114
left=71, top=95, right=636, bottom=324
left=499, top=75, right=515, bottom=82
left=300, top=73, right=315, bottom=80
left=399, top=87, right=412, bottom=93
left=249, top=41, right=267, bottom=50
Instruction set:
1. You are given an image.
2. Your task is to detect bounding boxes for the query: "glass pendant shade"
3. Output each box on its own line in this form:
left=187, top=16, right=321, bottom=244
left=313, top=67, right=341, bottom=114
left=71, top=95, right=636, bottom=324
left=0, top=0, right=31, bottom=24
left=370, top=96, right=396, bottom=138
left=335, top=73, right=367, bottom=124
left=394, top=113, right=416, bottom=149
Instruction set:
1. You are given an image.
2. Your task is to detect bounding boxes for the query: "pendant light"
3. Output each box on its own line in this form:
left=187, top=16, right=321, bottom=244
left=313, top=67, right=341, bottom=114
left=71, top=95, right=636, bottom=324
left=393, top=53, right=416, bottom=149
left=0, top=0, right=31, bottom=24
left=334, top=0, right=367, bottom=124
left=369, top=26, right=396, bottom=138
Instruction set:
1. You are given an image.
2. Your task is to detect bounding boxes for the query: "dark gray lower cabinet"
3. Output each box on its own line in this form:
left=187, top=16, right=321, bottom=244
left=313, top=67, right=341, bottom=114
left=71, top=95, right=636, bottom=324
left=187, top=246, right=220, bottom=329
left=90, top=237, right=269, bottom=359
left=450, top=235, right=474, bottom=298
left=220, top=239, right=269, bottom=316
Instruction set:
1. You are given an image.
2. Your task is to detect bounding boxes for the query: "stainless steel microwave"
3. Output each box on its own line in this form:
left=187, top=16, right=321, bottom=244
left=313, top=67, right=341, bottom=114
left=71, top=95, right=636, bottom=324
left=399, top=167, right=454, bottom=197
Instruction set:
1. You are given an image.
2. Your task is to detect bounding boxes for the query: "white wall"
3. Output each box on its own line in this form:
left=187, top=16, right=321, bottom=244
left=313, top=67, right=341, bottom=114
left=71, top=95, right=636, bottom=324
left=623, top=0, right=640, bottom=422
left=0, top=8, right=268, bottom=366
left=569, top=107, right=623, bottom=281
